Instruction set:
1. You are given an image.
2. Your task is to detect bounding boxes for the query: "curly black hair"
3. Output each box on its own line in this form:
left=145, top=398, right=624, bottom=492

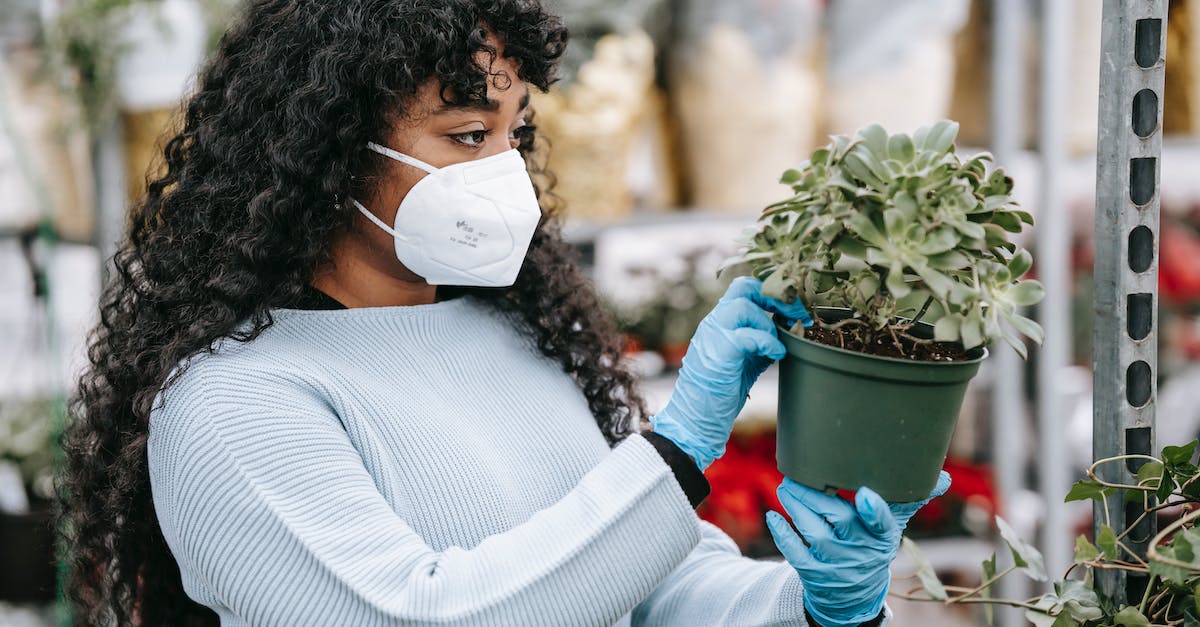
left=60, top=1, right=647, bottom=624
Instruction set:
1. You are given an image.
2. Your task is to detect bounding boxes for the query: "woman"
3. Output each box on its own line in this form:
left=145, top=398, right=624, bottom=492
left=62, top=1, right=947, bottom=625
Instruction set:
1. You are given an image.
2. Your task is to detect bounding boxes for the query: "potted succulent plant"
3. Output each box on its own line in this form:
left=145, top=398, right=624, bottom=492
left=723, top=120, right=1045, bottom=502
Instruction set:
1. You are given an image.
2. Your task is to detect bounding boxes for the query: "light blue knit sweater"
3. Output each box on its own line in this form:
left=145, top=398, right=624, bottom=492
left=147, top=296, right=811, bottom=626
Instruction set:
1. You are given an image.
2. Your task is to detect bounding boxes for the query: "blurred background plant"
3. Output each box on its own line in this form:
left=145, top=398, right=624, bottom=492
left=0, top=399, right=58, bottom=511
left=608, top=245, right=732, bottom=368
left=37, top=0, right=239, bottom=132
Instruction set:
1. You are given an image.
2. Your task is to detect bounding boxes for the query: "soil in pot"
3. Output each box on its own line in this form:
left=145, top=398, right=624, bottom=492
left=800, top=314, right=971, bottom=362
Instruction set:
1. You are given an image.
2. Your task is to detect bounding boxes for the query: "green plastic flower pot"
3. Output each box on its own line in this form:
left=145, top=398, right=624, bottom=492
left=775, top=308, right=987, bottom=503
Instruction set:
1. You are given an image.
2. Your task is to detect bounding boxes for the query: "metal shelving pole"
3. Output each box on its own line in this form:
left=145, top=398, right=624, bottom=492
left=1036, top=0, right=1075, bottom=582
left=1093, top=0, right=1168, bottom=606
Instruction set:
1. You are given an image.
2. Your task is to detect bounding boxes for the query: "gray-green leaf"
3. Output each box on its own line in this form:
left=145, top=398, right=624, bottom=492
left=996, top=516, right=1048, bottom=581
left=901, top=537, right=948, bottom=600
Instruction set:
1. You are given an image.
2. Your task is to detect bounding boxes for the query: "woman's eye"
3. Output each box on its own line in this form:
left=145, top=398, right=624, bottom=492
left=510, top=123, right=534, bottom=142
left=450, top=130, right=488, bottom=147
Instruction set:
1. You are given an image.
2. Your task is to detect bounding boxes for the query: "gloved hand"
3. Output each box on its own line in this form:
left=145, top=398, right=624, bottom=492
left=766, top=472, right=951, bottom=627
left=651, top=276, right=811, bottom=471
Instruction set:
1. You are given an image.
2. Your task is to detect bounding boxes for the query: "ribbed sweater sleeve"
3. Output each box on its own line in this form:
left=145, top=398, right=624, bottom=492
left=148, top=367, right=703, bottom=627
left=632, top=521, right=810, bottom=626
left=632, top=522, right=893, bottom=626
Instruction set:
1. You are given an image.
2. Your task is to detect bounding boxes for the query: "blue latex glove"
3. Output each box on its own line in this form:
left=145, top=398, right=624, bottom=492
left=651, top=276, right=812, bottom=470
left=766, top=472, right=951, bottom=627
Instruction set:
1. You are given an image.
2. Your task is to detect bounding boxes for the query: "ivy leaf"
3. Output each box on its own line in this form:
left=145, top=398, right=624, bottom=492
left=1064, top=480, right=1113, bottom=503
left=1073, top=535, right=1100, bottom=563
left=1151, top=558, right=1192, bottom=586
left=1164, top=440, right=1199, bottom=466
left=901, top=537, right=947, bottom=600
left=1158, top=470, right=1176, bottom=502
left=1184, top=604, right=1200, bottom=627
left=996, top=516, right=1048, bottom=581
left=1111, top=605, right=1151, bottom=626
left=1137, top=460, right=1164, bottom=486
left=981, top=553, right=997, bottom=625
left=1055, top=580, right=1104, bottom=622
left=1097, top=524, right=1118, bottom=561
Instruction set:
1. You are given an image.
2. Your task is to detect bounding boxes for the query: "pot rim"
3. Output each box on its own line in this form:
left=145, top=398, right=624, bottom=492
left=777, top=307, right=989, bottom=368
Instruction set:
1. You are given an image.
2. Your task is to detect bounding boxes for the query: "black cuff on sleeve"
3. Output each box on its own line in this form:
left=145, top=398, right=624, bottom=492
left=640, top=431, right=710, bottom=509
left=803, top=607, right=886, bottom=627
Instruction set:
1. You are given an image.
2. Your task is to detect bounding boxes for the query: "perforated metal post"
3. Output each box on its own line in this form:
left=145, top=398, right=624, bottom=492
left=1093, top=0, right=1167, bottom=606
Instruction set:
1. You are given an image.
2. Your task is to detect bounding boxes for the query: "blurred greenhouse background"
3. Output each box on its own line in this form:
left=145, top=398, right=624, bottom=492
left=2, top=0, right=1200, bottom=625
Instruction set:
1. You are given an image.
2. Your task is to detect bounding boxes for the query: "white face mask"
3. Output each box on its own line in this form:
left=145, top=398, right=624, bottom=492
left=352, top=141, right=541, bottom=287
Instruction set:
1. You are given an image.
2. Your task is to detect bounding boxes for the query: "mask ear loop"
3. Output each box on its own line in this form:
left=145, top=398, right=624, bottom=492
left=351, top=198, right=398, bottom=237
left=367, top=142, right=438, bottom=174
left=354, top=142, right=438, bottom=237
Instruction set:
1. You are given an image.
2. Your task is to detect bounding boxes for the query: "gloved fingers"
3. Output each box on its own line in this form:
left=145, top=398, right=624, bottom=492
left=855, top=487, right=900, bottom=539
left=778, top=478, right=861, bottom=538
left=889, top=471, right=953, bottom=531
left=776, top=494, right=852, bottom=562
left=721, top=276, right=814, bottom=328
left=706, top=296, right=777, bottom=335
left=729, top=327, right=787, bottom=361
left=765, top=510, right=818, bottom=569
left=929, top=470, right=952, bottom=499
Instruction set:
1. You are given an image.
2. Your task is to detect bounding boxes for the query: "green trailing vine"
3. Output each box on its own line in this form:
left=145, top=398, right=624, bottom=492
left=902, top=439, right=1200, bottom=626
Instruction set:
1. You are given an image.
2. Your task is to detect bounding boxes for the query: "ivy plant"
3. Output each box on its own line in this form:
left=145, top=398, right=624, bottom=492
left=723, top=120, right=1045, bottom=358
left=901, top=439, right=1200, bottom=626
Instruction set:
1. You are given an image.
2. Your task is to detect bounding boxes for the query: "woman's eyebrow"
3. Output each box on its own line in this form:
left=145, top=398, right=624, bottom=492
left=434, top=88, right=530, bottom=115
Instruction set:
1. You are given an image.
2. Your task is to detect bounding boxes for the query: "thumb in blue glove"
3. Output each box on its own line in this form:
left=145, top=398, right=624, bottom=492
left=651, top=276, right=812, bottom=471
left=889, top=471, right=952, bottom=532
left=766, top=473, right=951, bottom=627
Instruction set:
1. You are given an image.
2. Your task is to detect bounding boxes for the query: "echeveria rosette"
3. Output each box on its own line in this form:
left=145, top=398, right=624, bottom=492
left=723, top=120, right=1045, bottom=358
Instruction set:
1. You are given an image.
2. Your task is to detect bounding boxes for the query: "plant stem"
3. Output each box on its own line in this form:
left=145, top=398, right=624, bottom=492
left=821, top=317, right=872, bottom=332
left=887, top=325, right=906, bottom=356
left=910, top=296, right=935, bottom=327
left=947, top=565, right=1016, bottom=603
left=1088, top=454, right=1163, bottom=491
left=1118, top=539, right=1150, bottom=567
left=1148, top=508, right=1200, bottom=570
left=891, top=590, right=1043, bottom=612
left=1138, top=567, right=1156, bottom=616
